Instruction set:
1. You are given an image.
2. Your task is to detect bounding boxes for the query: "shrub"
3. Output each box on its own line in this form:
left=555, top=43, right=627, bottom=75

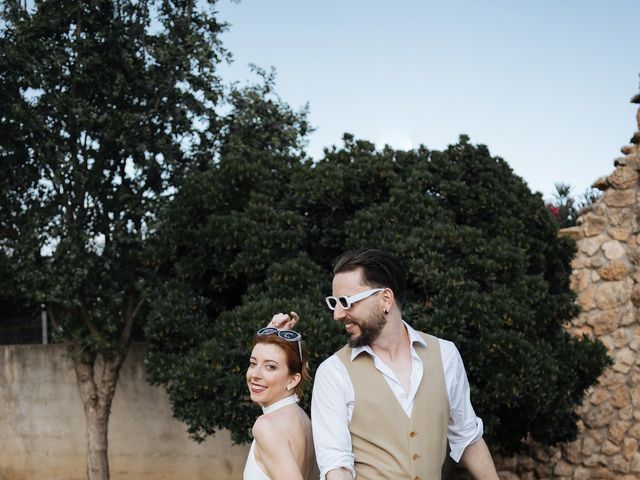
left=145, top=86, right=610, bottom=452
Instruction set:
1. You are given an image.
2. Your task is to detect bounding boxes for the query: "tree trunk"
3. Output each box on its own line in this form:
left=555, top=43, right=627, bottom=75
left=73, top=349, right=127, bottom=480
left=85, top=406, right=110, bottom=480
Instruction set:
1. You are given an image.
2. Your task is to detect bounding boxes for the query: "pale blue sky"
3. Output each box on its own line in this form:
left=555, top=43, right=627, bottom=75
left=216, top=0, right=639, bottom=200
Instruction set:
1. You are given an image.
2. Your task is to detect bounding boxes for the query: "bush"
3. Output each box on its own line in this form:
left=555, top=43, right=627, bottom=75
left=145, top=83, right=610, bottom=453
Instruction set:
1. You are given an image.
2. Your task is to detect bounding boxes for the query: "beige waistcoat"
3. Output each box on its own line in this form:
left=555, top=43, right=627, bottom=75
left=336, top=333, right=449, bottom=480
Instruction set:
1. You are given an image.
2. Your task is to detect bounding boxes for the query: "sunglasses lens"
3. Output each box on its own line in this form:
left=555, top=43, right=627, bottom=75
left=279, top=330, right=300, bottom=341
left=257, top=327, right=277, bottom=336
left=326, top=297, right=338, bottom=309
left=338, top=297, right=350, bottom=309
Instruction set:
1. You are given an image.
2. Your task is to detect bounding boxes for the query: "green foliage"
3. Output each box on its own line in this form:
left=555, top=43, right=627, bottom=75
left=146, top=79, right=611, bottom=453
left=0, top=0, right=225, bottom=355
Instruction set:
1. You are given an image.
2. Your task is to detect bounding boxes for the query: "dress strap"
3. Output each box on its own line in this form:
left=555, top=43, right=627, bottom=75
left=262, top=394, right=298, bottom=414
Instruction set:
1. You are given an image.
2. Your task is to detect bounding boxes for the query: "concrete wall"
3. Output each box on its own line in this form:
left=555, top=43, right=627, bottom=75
left=0, top=343, right=249, bottom=480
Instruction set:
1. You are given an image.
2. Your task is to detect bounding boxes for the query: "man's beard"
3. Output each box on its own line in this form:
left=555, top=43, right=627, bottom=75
left=347, top=310, right=387, bottom=348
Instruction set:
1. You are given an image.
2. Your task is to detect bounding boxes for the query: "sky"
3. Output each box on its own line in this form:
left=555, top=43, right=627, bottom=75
left=215, top=0, right=639, bottom=200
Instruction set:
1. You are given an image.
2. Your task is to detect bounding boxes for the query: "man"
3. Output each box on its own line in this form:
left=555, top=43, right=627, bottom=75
left=275, top=248, right=499, bottom=480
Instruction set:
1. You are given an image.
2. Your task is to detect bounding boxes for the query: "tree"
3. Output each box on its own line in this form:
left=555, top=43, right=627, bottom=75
left=143, top=74, right=338, bottom=443
left=0, top=1, right=225, bottom=478
left=147, top=111, right=610, bottom=453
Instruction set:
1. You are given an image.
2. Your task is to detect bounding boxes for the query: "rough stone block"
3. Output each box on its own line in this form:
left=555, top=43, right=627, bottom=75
left=592, top=175, right=609, bottom=190
left=612, top=348, right=635, bottom=374
left=631, top=284, right=640, bottom=306
left=602, top=240, right=626, bottom=260
left=579, top=236, right=605, bottom=256
left=609, top=420, right=632, bottom=444
left=573, top=466, right=591, bottom=480
left=579, top=285, right=597, bottom=311
left=561, top=440, right=582, bottom=464
left=624, top=438, right=638, bottom=461
left=609, top=227, right=632, bottom=241
left=594, top=280, right=632, bottom=310
left=583, top=453, right=608, bottom=467
left=518, top=455, right=535, bottom=471
left=553, top=459, right=573, bottom=476
left=571, top=268, right=592, bottom=291
left=610, top=383, right=631, bottom=409
left=614, top=386, right=632, bottom=408
left=603, top=189, right=635, bottom=208
left=620, top=307, right=635, bottom=326
left=602, top=439, right=621, bottom=455
left=583, top=214, right=608, bottom=237
left=593, top=466, right=612, bottom=478
left=589, top=388, right=610, bottom=406
left=583, top=404, right=616, bottom=429
left=611, top=453, right=631, bottom=473
left=611, top=329, right=631, bottom=348
left=608, top=167, right=638, bottom=190
left=587, top=309, right=618, bottom=336
left=607, top=207, right=634, bottom=227
left=619, top=404, right=634, bottom=421
left=598, top=260, right=630, bottom=281
left=561, top=225, right=585, bottom=241
left=591, top=255, right=607, bottom=268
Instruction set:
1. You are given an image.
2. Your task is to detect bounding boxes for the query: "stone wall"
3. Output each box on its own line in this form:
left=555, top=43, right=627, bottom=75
left=0, top=343, right=249, bottom=480
left=495, top=94, right=640, bottom=478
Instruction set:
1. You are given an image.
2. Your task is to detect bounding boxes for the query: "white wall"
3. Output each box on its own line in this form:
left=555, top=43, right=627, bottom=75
left=0, top=343, right=249, bottom=480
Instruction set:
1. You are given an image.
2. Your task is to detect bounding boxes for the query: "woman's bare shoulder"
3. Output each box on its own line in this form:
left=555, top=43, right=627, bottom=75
left=253, top=408, right=296, bottom=440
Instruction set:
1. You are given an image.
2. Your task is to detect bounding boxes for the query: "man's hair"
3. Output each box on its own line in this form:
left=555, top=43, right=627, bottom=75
left=333, top=248, right=407, bottom=307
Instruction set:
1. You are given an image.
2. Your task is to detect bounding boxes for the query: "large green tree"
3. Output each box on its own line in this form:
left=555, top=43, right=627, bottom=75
left=146, top=75, right=610, bottom=454
left=143, top=75, right=338, bottom=442
left=0, top=1, right=225, bottom=478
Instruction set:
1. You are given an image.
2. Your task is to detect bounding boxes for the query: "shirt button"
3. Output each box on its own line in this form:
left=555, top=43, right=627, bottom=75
left=414, top=476, right=421, bottom=480
left=412, top=453, right=420, bottom=460
left=409, top=431, right=417, bottom=437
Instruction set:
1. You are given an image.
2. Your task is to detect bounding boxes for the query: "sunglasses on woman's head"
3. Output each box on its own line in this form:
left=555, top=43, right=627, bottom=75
left=257, top=327, right=303, bottom=362
left=325, top=288, right=384, bottom=311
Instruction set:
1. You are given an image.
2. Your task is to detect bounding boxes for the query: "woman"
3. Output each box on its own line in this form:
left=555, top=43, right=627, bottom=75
left=244, top=312, right=318, bottom=480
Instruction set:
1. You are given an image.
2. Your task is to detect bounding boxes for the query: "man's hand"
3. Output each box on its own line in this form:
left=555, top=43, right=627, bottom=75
left=268, top=311, right=299, bottom=331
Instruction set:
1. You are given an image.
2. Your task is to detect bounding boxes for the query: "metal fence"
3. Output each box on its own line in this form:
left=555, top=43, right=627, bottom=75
left=0, top=311, right=47, bottom=345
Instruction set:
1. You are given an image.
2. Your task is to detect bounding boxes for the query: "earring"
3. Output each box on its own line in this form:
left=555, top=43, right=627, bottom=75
left=286, top=386, right=291, bottom=391
left=383, top=309, right=389, bottom=315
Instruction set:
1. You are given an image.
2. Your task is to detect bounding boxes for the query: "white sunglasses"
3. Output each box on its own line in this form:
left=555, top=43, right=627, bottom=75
left=257, top=327, right=303, bottom=362
left=325, top=288, right=384, bottom=311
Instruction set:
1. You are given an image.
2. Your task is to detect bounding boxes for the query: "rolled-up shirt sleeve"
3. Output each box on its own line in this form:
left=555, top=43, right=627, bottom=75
left=311, top=355, right=356, bottom=480
left=440, top=339, right=484, bottom=462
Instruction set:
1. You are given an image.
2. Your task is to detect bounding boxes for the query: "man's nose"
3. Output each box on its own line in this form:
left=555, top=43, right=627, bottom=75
left=333, top=304, right=347, bottom=321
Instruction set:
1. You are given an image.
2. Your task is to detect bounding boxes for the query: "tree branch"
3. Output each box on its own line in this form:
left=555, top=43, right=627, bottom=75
left=78, top=294, right=103, bottom=340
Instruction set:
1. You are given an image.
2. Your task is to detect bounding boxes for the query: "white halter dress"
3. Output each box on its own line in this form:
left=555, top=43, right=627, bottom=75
left=243, top=395, right=299, bottom=480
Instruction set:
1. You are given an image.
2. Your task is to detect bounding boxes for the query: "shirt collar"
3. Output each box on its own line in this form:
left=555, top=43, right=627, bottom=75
left=349, top=320, right=427, bottom=361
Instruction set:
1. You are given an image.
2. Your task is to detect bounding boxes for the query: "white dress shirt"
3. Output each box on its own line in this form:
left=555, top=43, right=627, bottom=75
left=311, top=321, right=484, bottom=480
